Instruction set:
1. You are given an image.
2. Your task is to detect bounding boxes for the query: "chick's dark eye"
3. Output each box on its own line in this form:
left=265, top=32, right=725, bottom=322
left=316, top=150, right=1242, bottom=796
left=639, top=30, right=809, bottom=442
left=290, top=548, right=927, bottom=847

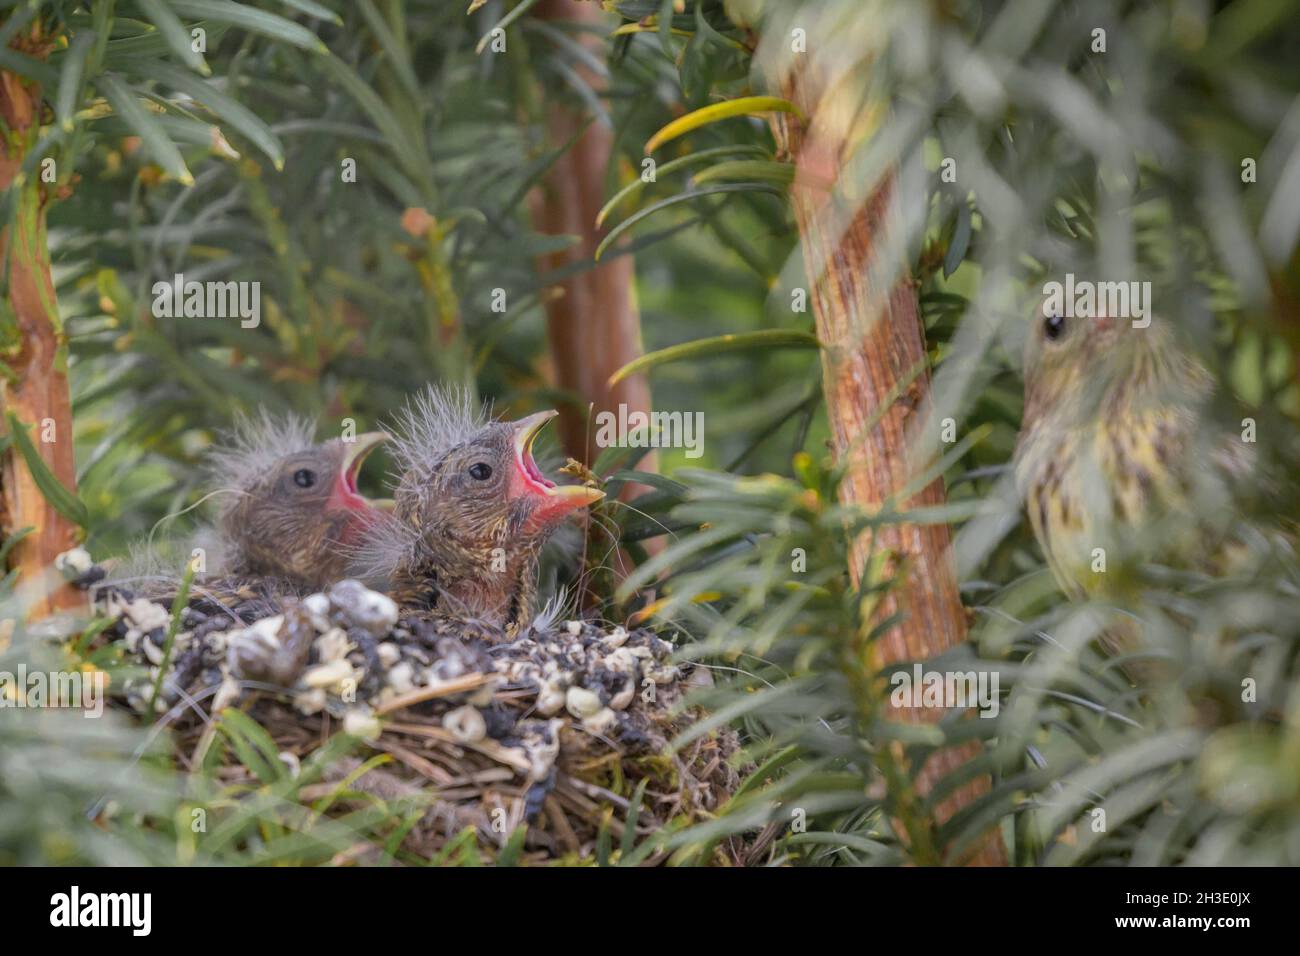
left=1044, top=314, right=1066, bottom=341
left=293, top=468, right=316, bottom=489
left=468, top=462, right=493, bottom=481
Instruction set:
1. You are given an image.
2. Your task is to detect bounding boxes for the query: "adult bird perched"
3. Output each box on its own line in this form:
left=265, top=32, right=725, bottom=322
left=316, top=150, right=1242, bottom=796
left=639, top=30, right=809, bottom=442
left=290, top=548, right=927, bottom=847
left=208, top=412, right=392, bottom=593
left=353, top=388, right=605, bottom=629
left=1014, top=303, right=1257, bottom=656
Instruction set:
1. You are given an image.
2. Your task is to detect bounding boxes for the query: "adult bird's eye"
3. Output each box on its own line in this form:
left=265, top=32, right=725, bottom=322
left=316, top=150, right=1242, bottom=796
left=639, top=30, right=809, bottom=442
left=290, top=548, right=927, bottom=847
left=1044, top=313, right=1066, bottom=341
left=468, top=462, right=493, bottom=481
left=293, top=468, right=317, bottom=488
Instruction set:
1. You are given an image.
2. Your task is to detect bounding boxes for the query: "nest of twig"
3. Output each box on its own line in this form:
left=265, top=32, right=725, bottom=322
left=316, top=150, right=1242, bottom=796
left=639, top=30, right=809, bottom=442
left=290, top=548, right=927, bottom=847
left=88, top=572, right=743, bottom=864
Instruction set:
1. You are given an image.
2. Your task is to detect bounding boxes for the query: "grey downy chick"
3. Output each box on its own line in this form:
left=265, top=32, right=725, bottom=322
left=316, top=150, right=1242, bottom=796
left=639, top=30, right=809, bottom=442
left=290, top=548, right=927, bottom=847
left=207, top=411, right=392, bottom=593
left=97, top=414, right=392, bottom=692
left=352, top=388, right=604, bottom=629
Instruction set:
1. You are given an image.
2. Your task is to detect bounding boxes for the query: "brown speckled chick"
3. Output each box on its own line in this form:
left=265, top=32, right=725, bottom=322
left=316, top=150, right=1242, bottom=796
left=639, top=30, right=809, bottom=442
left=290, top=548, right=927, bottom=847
left=352, top=388, right=604, bottom=628
left=209, top=413, right=391, bottom=593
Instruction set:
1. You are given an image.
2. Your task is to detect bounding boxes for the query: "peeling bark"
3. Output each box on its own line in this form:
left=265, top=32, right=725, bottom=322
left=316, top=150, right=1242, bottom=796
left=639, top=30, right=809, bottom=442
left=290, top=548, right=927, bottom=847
left=0, top=45, right=79, bottom=618
left=768, top=66, right=1007, bottom=866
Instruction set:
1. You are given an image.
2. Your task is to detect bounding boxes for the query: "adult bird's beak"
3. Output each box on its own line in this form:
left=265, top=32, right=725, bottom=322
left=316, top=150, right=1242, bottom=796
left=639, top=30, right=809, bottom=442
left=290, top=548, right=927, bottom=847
left=330, top=431, right=395, bottom=512
left=510, top=410, right=604, bottom=529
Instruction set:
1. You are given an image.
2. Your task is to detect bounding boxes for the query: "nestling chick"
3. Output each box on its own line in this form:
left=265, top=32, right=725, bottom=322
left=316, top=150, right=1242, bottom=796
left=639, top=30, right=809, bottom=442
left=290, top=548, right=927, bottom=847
left=353, top=389, right=604, bottom=628
left=1014, top=304, right=1253, bottom=652
left=209, top=412, right=392, bottom=593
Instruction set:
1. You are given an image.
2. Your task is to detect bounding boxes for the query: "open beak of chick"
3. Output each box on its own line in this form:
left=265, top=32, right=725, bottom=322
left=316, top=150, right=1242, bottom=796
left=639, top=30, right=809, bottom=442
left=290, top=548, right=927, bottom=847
left=328, top=431, right=395, bottom=514
left=509, top=411, right=604, bottom=532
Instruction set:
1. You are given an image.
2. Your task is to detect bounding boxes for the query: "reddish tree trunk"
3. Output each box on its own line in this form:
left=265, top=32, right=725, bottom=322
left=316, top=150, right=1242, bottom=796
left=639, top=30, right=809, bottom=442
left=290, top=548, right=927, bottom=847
left=0, top=53, right=79, bottom=619
left=529, top=0, right=653, bottom=467
left=769, top=69, right=1006, bottom=866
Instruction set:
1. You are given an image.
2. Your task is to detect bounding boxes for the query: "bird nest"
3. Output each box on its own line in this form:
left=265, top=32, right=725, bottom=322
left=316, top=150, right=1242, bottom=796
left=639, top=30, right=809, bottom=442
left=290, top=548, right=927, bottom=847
left=88, top=574, right=743, bottom=864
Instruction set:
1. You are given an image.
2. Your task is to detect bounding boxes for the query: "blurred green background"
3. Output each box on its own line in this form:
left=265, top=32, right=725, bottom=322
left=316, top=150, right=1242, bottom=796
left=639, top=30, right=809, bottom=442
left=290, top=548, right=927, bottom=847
left=3, top=0, right=1299, bottom=866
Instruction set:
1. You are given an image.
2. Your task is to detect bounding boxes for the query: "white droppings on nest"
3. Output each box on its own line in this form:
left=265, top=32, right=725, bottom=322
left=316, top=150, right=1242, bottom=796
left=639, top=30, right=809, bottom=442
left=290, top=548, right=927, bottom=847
left=102, top=576, right=692, bottom=797
left=565, top=685, right=601, bottom=719
left=296, top=688, right=327, bottom=716
left=502, top=659, right=535, bottom=683
left=343, top=707, right=381, bottom=741
left=205, top=629, right=229, bottom=655
left=213, top=676, right=241, bottom=714
left=605, top=647, right=638, bottom=674
left=124, top=597, right=170, bottom=635
left=230, top=615, right=284, bottom=651
left=313, top=627, right=352, bottom=663
left=55, top=546, right=94, bottom=580
left=517, top=718, right=563, bottom=782
left=226, top=615, right=286, bottom=676
left=327, top=579, right=399, bottom=635
left=582, top=707, right=618, bottom=736
left=536, top=680, right=565, bottom=717
left=386, top=660, right=416, bottom=693
left=443, top=705, right=487, bottom=743
left=302, top=658, right=357, bottom=692
left=646, top=664, right=680, bottom=684
left=423, top=661, right=482, bottom=692
left=87, top=563, right=739, bottom=860
left=301, top=592, right=332, bottom=631
left=608, top=680, right=635, bottom=711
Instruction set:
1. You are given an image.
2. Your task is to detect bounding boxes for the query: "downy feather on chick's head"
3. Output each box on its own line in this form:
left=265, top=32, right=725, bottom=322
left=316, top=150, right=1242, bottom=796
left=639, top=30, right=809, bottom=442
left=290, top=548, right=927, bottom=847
left=351, top=386, right=603, bottom=628
left=207, top=410, right=391, bottom=592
